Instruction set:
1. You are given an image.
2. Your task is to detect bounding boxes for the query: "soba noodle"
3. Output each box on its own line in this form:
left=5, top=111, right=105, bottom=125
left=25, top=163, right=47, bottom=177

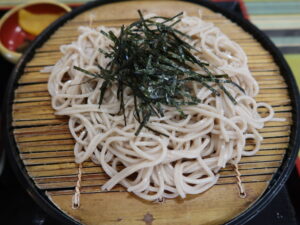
left=47, top=12, right=275, bottom=202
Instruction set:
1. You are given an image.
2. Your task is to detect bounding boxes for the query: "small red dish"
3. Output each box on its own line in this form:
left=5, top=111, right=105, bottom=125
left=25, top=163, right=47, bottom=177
left=0, top=1, right=71, bottom=63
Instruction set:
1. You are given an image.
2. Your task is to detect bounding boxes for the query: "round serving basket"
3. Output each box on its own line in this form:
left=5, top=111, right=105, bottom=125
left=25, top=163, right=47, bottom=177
left=3, top=0, right=300, bottom=224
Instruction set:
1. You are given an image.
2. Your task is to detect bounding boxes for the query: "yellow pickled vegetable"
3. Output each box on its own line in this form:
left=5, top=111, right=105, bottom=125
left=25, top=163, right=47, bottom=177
left=19, top=9, right=62, bottom=36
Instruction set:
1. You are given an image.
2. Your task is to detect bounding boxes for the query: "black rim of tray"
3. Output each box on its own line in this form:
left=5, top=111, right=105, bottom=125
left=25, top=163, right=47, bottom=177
left=2, top=0, right=300, bottom=225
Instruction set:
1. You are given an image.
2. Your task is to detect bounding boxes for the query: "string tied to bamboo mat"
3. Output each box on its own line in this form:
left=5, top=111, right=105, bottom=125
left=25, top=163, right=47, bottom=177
left=72, top=163, right=83, bottom=209
left=233, top=164, right=247, bottom=198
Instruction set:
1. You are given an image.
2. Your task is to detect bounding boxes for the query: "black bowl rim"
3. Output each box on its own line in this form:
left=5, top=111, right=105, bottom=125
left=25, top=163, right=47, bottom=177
left=2, top=0, right=300, bottom=225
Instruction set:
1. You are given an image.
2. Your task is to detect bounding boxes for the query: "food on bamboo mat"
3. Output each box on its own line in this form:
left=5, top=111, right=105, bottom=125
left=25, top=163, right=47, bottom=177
left=47, top=11, right=277, bottom=203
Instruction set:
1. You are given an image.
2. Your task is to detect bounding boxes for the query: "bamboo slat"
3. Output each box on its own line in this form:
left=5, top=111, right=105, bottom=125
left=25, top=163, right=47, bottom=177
left=10, top=1, right=294, bottom=225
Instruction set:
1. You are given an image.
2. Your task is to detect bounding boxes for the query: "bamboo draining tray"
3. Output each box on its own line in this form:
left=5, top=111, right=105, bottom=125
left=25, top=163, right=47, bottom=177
left=7, top=1, right=299, bottom=225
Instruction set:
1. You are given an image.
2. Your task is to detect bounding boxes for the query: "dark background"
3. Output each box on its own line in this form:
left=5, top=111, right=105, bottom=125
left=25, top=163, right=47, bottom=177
left=0, top=1, right=299, bottom=225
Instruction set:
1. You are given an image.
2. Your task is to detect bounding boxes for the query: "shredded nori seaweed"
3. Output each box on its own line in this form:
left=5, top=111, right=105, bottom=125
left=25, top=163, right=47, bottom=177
left=74, top=10, right=244, bottom=136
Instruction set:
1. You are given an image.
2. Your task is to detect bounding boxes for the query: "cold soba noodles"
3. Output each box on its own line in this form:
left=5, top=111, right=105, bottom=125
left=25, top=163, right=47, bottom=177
left=47, top=11, right=275, bottom=203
